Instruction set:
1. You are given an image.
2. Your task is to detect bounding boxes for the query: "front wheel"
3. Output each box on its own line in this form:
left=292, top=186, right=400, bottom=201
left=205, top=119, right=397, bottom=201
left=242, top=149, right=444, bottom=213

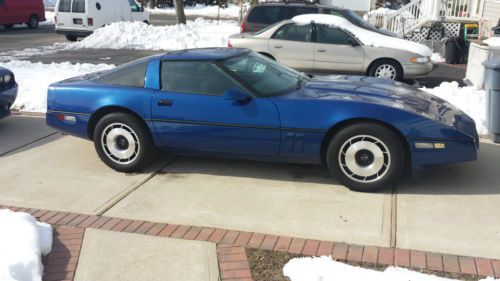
left=27, top=15, right=39, bottom=29
left=65, top=34, right=78, bottom=41
left=93, top=112, right=156, bottom=172
left=327, top=123, right=404, bottom=192
left=369, top=60, right=403, bottom=81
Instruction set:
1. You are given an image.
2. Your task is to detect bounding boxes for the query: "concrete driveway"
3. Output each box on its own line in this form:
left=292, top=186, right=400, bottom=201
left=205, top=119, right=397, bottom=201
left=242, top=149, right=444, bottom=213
left=1, top=115, right=499, bottom=260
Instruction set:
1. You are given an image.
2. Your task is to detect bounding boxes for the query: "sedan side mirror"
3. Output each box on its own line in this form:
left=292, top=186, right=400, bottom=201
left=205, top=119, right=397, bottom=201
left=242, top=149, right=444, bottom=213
left=224, top=88, right=251, bottom=104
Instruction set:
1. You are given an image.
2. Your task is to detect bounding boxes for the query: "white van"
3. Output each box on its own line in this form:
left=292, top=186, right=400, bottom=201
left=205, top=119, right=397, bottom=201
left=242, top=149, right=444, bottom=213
left=55, top=0, right=149, bottom=41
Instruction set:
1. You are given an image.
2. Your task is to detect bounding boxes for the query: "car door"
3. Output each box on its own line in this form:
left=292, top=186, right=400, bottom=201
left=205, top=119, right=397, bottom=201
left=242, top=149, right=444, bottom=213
left=313, top=24, right=365, bottom=74
left=151, top=60, right=281, bottom=156
left=269, top=23, right=314, bottom=73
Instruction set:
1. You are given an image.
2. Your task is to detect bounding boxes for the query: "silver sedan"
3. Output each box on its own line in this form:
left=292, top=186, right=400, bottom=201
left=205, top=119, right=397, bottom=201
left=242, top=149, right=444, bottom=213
left=228, top=19, right=434, bottom=81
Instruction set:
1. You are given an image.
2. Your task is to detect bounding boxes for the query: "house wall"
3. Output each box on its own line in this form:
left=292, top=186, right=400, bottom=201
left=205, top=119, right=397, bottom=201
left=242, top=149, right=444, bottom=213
left=481, top=0, right=500, bottom=36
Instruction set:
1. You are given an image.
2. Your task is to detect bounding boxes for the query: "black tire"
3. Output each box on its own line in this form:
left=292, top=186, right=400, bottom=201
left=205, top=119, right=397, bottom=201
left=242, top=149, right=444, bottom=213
left=27, top=15, right=39, bottom=29
left=93, top=112, right=156, bottom=172
left=3, top=24, right=14, bottom=29
left=65, top=34, right=78, bottom=42
left=368, top=59, right=403, bottom=81
left=326, top=123, right=404, bottom=192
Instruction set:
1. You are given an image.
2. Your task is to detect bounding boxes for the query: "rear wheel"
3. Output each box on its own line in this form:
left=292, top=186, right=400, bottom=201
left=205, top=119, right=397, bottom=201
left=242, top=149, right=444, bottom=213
left=369, top=59, right=403, bottom=81
left=65, top=34, right=78, bottom=42
left=326, top=123, right=404, bottom=192
left=93, top=112, right=156, bottom=172
left=27, top=15, right=39, bottom=29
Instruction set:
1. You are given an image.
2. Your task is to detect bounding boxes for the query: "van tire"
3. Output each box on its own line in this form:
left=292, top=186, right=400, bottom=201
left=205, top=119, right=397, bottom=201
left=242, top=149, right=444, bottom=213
left=3, top=24, right=13, bottom=29
left=65, top=34, right=78, bottom=42
left=27, top=15, right=39, bottom=29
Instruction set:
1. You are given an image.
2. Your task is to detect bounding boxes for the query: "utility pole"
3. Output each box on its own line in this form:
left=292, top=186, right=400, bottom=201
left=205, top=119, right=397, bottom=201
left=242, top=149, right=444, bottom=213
left=174, top=0, right=187, bottom=24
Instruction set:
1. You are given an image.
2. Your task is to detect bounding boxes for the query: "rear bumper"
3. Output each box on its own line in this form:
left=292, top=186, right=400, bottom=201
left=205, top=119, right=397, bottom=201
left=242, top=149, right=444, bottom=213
left=0, top=84, right=18, bottom=119
left=403, top=62, right=435, bottom=78
left=55, top=29, right=93, bottom=37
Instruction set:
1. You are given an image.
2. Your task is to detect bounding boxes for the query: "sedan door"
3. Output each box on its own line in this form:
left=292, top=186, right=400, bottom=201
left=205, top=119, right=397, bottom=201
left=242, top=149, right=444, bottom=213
left=152, top=60, right=281, bottom=156
left=268, top=23, right=314, bottom=73
left=313, top=24, right=365, bottom=74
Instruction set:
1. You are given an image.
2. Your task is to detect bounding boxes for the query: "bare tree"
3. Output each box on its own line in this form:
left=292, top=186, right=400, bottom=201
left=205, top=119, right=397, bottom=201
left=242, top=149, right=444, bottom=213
left=149, top=0, right=155, bottom=9
left=174, top=0, right=187, bottom=24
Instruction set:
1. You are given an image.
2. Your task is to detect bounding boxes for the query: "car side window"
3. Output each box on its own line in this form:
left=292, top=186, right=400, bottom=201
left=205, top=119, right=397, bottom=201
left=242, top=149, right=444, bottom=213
left=129, top=0, right=140, bottom=12
left=58, top=0, right=72, bottom=12
left=247, top=6, right=284, bottom=24
left=72, top=0, right=86, bottom=13
left=315, top=24, right=352, bottom=45
left=323, top=9, right=345, bottom=18
left=93, top=59, right=148, bottom=88
left=285, top=7, right=318, bottom=18
left=272, top=23, right=312, bottom=42
left=161, top=61, right=241, bottom=96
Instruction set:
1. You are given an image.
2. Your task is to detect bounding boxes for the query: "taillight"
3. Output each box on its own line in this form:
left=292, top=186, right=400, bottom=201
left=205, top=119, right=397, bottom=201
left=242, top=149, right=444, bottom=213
left=240, top=22, right=245, bottom=33
left=228, top=40, right=232, bottom=48
left=88, top=17, right=94, bottom=26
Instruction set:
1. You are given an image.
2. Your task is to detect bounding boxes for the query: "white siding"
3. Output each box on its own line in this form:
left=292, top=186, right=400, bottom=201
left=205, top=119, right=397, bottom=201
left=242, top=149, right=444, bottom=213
left=481, top=0, right=500, bottom=29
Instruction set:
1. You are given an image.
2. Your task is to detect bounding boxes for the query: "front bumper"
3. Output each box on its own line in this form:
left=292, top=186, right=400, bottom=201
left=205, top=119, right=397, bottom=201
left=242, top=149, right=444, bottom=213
left=403, top=62, right=436, bottom=78
left=409, top=137, right=478, bottom=167
left=0, top=83, right=18, bottom=119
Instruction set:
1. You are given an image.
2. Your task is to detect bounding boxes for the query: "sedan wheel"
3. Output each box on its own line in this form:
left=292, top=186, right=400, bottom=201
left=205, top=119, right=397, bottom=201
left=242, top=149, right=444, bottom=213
left=327, top=123, right=404, bottom=192
left=93, top=112, right=156, bottom=172
left=374, top=64, right=397, bottom=80
left=369, top=60, right=403, bottom=81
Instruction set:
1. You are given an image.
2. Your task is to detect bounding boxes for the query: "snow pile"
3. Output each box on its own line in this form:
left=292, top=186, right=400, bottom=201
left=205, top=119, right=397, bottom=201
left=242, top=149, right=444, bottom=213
left=148, top=4, right=243, bottom=19
left=0, top=60, right=114, bottom=112
left=283, top=256, right=498, bottom=281
left=484, top=37, right=500, bottom=47
left=431, top=52, right=445, bottom=63
left=42, top=11, right=56, bottom=26
left=420, top=81, right=487, bottom=135
left=0, top=209, right=53, bottom=281
left=363, top=7, right=396, bottom=22
left=293, top=14, right=432, bottom=57
left=66, top=18, right=240, bottom=51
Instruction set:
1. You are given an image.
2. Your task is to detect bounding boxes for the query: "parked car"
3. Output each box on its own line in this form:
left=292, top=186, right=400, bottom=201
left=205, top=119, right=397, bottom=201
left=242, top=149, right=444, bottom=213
left=229, top=14, right=434, bottom=81
left=46, top=48, right=478, bottom=192
left=0, top=67, right=18, bottom=119
left=0, top=0, right=46, bottom=29
left=241, top=3, right=397, bottom=37
left=54, top=0, right=149, bottom=41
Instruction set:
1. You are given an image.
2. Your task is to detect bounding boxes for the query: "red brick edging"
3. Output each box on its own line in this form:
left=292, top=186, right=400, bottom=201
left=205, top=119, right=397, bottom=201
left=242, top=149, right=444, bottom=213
left=2, top=205, right=499, bottom=280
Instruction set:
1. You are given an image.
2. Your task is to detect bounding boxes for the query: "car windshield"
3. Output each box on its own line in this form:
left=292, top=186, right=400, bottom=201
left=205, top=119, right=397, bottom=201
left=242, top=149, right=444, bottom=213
left=221, top=52, right=310, bottom=97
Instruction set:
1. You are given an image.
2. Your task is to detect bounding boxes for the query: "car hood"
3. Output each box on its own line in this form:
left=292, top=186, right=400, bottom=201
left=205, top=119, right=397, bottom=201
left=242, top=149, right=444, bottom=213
left=293, top=75, right=476, bottom=136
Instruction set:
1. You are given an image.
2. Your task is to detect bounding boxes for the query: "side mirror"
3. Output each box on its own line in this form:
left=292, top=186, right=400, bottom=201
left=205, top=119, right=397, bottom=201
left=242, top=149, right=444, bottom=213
left=224, top=88, right=251, bottom=104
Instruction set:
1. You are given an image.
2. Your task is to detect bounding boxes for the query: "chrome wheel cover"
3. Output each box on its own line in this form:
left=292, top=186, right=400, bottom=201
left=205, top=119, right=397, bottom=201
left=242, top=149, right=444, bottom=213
left=101, top=123, right=140, bottom=165
left=338, top=135, right=391, bottom=183
left=374, top=64, right=397, bottom=80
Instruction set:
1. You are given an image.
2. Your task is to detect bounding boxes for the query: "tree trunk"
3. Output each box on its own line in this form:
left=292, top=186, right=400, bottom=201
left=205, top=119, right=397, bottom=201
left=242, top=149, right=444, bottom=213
left=149, top=0, right=155, bottom=9
left=174, top=0, right=187, bottom=24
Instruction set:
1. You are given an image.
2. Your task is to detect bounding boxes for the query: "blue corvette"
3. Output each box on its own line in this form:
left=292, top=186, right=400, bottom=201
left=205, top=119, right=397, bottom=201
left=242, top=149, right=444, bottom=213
left=0, top=67, right=18, bottom=119
left=46, top=48, right=479, bottom=192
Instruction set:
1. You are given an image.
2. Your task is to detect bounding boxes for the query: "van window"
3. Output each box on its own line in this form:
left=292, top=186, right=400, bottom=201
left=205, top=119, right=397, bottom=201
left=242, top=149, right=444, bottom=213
left=323, top=9, right=345, bottom=18
left=72, top=0, right=86, bottom=13
left=129, top=0, right=140, bottom=12
left=93, top=59, right=149, bottom=88
left=58, top=0, right=71, bottom=12
left=285, top=7, right=318, bottom=18
left=247, top=6, right=284, bottom=24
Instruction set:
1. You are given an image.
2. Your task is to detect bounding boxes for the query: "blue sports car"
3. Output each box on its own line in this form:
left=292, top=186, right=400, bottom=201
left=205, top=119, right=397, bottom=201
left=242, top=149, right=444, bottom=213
left=46, top=48, right=479, bottom=192
left=0, top=67, right=18, bottom=119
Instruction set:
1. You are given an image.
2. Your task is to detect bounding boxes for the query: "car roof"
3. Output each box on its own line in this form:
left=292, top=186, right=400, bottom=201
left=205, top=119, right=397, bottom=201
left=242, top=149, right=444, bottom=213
left=250, top=3, right=347, bottom=12
left=161, top=48, right=250, bottom=61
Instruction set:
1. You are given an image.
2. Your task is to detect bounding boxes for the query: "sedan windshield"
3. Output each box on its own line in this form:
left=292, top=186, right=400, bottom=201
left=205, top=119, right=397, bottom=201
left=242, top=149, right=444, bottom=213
left=221, top=52, right=310, bottom=97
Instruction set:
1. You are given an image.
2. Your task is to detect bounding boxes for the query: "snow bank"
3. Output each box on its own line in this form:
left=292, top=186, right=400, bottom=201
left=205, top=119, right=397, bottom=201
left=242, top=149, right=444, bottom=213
left=148, top=4, right=243, bottom=19
left=293, top=14, right=432, bottom=57
left=420, top=81, right=487, bottom=135
left=283, top=256, right=498, bottom=281
left=484, top=37, right=500, bottom=47
left=431, top=52, right=445, bottom=63
left=0, top=60, right=114, bottom=112
left=0, top=209, right=53, bottom=281
left=66, top=18, right=239, bottom=51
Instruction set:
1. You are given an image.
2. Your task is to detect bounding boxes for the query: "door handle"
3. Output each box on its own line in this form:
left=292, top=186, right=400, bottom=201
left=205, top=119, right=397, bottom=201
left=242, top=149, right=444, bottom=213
left=273, top=45, right=283, bottom=49
left=317, top=49, right=326, bottom=53
left=158, top=99, right=173, bottom=106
